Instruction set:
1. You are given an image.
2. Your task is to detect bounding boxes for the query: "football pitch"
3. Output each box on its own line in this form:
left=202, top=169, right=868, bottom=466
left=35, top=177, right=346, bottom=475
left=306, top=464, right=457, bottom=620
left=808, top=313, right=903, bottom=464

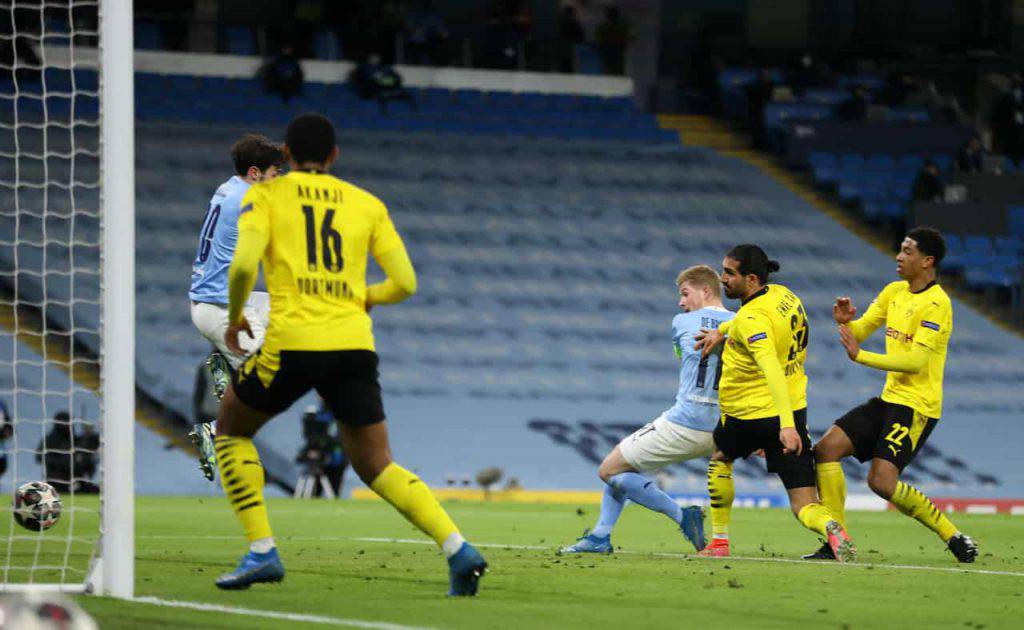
left=56, top=497, right=1024, bottom=628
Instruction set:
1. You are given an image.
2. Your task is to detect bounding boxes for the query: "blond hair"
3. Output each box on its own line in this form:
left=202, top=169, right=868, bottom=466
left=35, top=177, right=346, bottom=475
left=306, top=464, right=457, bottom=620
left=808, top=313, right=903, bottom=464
left=675, top=264, right=722, bottom=298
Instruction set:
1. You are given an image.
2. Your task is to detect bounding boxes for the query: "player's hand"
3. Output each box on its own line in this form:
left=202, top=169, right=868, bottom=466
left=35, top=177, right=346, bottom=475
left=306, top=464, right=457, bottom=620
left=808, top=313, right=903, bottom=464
left=779, top=427, right=802, bottom=455
left=837, top=324, right=860, bottom=361
left=833, top=297, right=856, bottom=324
left=694, top=328, right=725, bottom=358
left=225, top=318, right=253, bottom=356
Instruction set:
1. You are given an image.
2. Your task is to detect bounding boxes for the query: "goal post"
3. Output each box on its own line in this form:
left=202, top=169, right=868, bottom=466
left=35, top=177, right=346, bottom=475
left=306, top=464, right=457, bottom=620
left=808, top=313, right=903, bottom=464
left=0, top=0, right=134, bottom=597
left=98, top=0, right=134, bottom=599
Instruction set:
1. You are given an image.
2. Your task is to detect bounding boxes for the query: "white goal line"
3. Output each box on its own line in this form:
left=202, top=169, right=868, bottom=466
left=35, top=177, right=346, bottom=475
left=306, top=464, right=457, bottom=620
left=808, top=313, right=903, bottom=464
left=130, top=596, right=441, bottom=630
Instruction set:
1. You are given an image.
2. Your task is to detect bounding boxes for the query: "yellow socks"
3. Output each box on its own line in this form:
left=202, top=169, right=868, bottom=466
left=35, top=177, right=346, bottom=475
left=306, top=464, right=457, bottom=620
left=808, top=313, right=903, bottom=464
left=371, top=462, right=463, bottom=553
left=216, top=435, right=272, bottom=541
left=706, top=461, right=734, bottom=539
left=796, top=503, right=835, bottom=536
left=815, top=462, right=847, bottom=530
left=890, top=481, right=958, bottom=542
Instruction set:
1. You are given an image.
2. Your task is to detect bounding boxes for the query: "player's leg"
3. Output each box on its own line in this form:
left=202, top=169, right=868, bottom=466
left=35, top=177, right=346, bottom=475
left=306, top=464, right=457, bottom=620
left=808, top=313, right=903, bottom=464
left=193, top=298, right=269, bottom=480
left=337, top=420, right=487, bottom=595
left=701, top=455, right=734, bottom=557
left=596, top=418, right=707, bottom=550
left=769, top=411, right=855, bottom=562
left=802, top=400, right=885, bottom=559
left=213, top=348, right=305, bottom=590
left=323, top=351, right=486, bottom=596
left=561, top=446, right=627, bottom=553
left=212, top=383, right=282, bottom=589
left=866, top=410, right=977, bottom=562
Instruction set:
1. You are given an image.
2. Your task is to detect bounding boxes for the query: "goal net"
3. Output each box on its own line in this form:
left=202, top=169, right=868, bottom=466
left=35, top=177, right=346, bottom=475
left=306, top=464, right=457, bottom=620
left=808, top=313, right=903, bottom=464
left=0, top=0, right=133, bottom=596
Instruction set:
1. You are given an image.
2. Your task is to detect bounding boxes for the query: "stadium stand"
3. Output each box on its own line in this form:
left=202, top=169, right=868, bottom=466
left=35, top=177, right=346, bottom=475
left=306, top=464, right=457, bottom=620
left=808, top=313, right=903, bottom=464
left=714, top=66, right=1023, bottom=318
left=3, top=70, right=1022, bottom=501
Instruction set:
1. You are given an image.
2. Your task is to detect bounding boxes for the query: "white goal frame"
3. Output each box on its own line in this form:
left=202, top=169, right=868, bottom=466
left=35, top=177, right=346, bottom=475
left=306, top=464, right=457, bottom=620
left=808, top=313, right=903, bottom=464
left=2, top=0, right=134, bottom=597
left=97, top=0, right=135, bottom=599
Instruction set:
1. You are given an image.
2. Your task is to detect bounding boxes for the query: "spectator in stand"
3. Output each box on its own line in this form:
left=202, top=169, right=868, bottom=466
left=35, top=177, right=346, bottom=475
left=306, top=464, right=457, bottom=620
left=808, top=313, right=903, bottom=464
left=881, top=72, right=915, bottom=108
left=0, top=3, right=41, bottom=83
left=745, top=68, right=774, bottom=149
left=349, top=53, right=416, bottom=113
left=406, top=0, right=449, bottom=66
left=0, top=399, right=12, bottom=480
left=596, top=5, right=632, bottom=76
left=837, top=85, right=869, bottom=121
left=486, top=0, right=534, bottom=69
left=991, top=75, right=1024, bottom=167
left=788, top=52, right=823, bottom=96
left=34, top=412, right=96, bottom=494
left=260, top=45, right=304, bottom=103
left=557, top=5, right=585, bottom=74
left=911, top=161, right=945, bottom=202
left=955, top=137, right=985, bottom=173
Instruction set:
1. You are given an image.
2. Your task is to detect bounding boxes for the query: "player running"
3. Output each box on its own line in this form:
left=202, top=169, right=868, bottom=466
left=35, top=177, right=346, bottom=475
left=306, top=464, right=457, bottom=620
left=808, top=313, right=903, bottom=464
left=697, top=245, right=855, bottom=562
left=189, top=134, right=283, bottom=481
left=805, top=227, right=978, bottom=563
left=212, top=113, right=487, bottom=595
left=561, top=265, right=733, bottom=554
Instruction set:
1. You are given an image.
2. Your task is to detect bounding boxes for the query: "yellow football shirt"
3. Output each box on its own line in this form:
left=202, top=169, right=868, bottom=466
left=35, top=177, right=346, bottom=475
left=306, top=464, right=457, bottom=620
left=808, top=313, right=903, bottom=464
left=850, top=281, right=952, bottom=418
left=235, top=170, right=405, bottom=352
left=718, top=284, right=809, bottom=421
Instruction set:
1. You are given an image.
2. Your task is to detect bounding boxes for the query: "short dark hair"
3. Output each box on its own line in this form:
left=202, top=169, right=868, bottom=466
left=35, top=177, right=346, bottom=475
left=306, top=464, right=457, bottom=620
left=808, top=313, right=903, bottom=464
left=906, top=226, right=946, bottom=266
left=286, top=113, right=336, bottom=165
left=231, top=134, right=284, bottom=176
left=726, top=244, right=781, bottom=283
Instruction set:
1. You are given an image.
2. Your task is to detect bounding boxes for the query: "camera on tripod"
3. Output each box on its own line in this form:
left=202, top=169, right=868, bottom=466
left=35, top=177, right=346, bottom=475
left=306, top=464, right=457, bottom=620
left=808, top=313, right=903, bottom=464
left=294, top=403, right=347, bottom=499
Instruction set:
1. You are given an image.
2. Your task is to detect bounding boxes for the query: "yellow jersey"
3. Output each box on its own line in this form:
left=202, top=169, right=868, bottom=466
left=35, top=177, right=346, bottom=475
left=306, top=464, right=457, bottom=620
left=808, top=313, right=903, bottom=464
left=236, top=170, right=405, bottom=352
left=852, top=280, right=952, bottom=418
left=719, top=284, right=809, bottom=421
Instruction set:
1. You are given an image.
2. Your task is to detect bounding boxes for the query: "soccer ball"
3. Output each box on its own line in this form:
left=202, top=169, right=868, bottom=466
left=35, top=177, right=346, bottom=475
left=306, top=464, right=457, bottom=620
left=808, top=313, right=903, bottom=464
left=13, top=482, right=63, bottom=532
left=0, top=593, right=98, bottom=630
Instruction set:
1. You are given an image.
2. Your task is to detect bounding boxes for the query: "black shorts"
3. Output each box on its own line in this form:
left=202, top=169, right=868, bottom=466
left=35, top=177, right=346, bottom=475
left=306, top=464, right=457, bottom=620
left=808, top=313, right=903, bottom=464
left=234, top=348, right=385, bottom=427
left=713, top=408, right=814, bottom=490
left=834, top=397, right=937, bottom=471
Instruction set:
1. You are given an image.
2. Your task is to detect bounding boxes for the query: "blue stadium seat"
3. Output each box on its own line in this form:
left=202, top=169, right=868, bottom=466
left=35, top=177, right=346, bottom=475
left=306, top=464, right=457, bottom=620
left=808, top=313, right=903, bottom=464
left=885, top=108, right=929, bottom=123
left=994, top=235, right=1024, bottom=257
left=1009, top=205, right=1024, bottom=237
left=865, top=154, right=895, bottom=171
left=225, top=27, right=256, bottom=56
left=134, top=20, right=163, bottom=50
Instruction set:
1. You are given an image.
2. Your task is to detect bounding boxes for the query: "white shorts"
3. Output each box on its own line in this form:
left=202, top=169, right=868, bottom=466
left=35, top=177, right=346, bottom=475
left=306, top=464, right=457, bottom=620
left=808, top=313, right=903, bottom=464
left=190, top=292, right=270, bottom=370
left=617, top=414, right=715, bottom=473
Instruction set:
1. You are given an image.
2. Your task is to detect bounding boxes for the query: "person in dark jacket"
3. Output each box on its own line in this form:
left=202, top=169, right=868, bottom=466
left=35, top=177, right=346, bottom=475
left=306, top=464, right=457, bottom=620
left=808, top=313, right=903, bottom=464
left=911, top=161, right=945, bottom=202
left=954, top=138, right=985, bottom=173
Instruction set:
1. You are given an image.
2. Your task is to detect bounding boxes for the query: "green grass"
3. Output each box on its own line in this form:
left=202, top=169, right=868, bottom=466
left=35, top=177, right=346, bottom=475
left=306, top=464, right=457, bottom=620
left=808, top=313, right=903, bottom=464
left=30, top=497, right=1024, bottom=628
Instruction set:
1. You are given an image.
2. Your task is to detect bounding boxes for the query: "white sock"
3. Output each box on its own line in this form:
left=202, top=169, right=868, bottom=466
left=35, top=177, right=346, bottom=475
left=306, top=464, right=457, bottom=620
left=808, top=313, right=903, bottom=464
left=713, top=533, right=729, bottom=540
left=442, top=532, right=466, bottom=558
left=250, top=537, right=275, bottom=554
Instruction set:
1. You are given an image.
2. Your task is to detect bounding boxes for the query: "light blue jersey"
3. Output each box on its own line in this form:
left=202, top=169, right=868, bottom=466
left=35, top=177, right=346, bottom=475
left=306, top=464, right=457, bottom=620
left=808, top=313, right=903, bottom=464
left=189, top=176, right=250, bottom=304
left=664, top=306, right=735, bottom=432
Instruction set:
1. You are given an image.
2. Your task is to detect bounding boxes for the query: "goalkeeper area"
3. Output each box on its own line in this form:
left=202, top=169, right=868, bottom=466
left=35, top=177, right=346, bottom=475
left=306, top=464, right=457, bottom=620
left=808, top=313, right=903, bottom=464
left=43, top=498, right=1018, bottom=629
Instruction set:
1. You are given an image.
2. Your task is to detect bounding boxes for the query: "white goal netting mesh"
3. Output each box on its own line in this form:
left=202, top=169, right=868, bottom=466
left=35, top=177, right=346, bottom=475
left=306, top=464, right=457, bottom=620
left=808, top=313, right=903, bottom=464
left=1, top=1, right=103, bottom=588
